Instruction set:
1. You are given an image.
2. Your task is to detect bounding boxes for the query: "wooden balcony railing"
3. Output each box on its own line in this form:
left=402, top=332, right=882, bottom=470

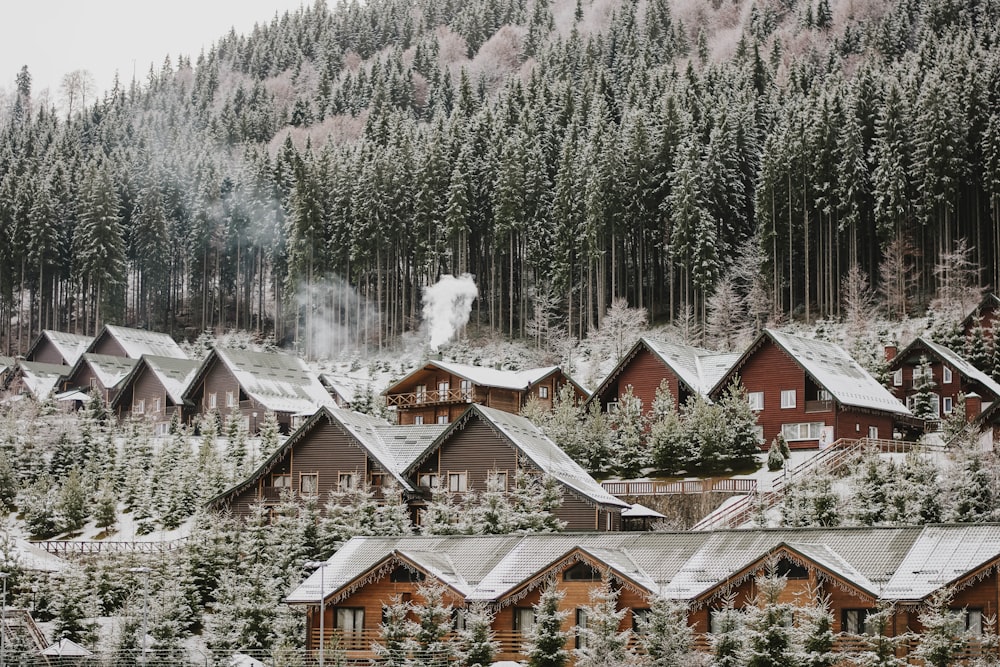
left=804, top=399, right=834, bottom=413
left=386, top=388, right=477, bottom=408
left=602, top=478, right=758, bottom=496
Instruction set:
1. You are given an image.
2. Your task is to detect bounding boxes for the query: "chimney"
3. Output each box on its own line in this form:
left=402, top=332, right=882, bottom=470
left=884, top=345, right=897, bottom=362
left=966, top=393, right=982, bottom=422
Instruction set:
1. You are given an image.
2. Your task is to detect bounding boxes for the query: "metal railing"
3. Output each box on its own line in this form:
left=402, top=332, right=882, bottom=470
left=30, top=538, right=188, bottom=557
left=602, top=478, right=758, bottom=496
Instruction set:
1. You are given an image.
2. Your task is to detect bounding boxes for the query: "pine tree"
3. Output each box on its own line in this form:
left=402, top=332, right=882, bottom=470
left=526, top=585, right=570, bottom=667
left=374, top=594, right=415, bottom=667
left=743, top=564, right=797, bottom=667
left=457, top=603, right=499, bottom=667
left=609, top=385, right=648, bottom=477
left=915, top=588, right=967, bottom=667
left=910, top=356, right=939, bottom=420
left=574, top=581, right=633, bottom=667
left=408, top=582, right=456, bottom=667
left=710, top=592, right=744, bottom=667
left=794, top=592, right=836, bottom=667
left=850, top=451, right=894, bottom=526
left=421, top=486, right=466, bottom=535
left=636, top=596, right=696, bottom=666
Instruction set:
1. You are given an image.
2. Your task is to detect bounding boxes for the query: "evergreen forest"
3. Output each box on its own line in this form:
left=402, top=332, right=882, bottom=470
left=2, top=0, right=1000, bottom=359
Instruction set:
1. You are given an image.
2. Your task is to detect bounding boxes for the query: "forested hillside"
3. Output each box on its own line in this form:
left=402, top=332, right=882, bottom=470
left=2, top=0, right=999, bottom=359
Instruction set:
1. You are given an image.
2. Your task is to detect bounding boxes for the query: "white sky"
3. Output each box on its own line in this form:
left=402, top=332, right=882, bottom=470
left=1, top=0, right=308, bottom=102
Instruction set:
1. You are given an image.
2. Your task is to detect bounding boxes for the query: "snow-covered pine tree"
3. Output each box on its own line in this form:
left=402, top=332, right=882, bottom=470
left=914, top=588, right=967, bottom=667
left=742, top=562, right=797, bottom=667
left=636, top=596, right=698, bottom=666
left=408, top=582, right=456, bottom=667
left=794, top=590, right=836, bottom=667
left=966, top=317, right=991, bottom=371
left=51, top=566, right=100, bottom=646
left=573, top=581, right=634, bottom=667
left=709, top=592, right=744, bottom=667
left=421, top=486, right=466, bottom=535
left=472, top=469, right=515, bottom=534
left=457, top=602, right=499, bottom=667
left=375, top=479, right=413, bottom=536
left=911, top=355, right=940, bottom=421
left=258, top=410, right=281, bottom=459
left=224, top=407, right=249, bottom=479
left=649, top=379, right=692, bottom=474
left=526, top=584, right=570, bottom=667
left=854, top=604, right=906, bottom=667
left=849, top=451, right=894, bottom=525
left=373, top=594, right=415, bottom=667
left=946, top=450, right=995, bottom=522
left=609, top=385, right=648, bottom=478
left=887, top=451, right=941, bottom=525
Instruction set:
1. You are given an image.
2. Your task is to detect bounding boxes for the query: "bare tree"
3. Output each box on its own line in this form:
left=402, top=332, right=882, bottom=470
left=841, top=264, right=876, bottom=339
left=878, top=235, right=919, bottom=318
left=60, top=69, right=95, bottom=116
left=931, top=238, right=984, bottom=321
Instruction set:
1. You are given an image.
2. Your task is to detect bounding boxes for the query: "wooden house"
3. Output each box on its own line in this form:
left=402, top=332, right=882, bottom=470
left=183, top=347, right=335, bottom=434
left=209, top=403, right=627, bottom=531
left=0, top=356, right=16, bottom=389
left=384, top=360, right=586, bottom=425
left=4, top=361, right=69, bottom=400
left=887, top=336, right=1000, bottom=423
left=962, top=293, right=1000, bottom=338
left=60, top=353, right=139, bottom=404
left=286, top=525, right=1000, bottom=664
left=588, top=337, right=739, bottom=414
left=24, top=330, right=93, bottom=367
left=709, top=329, right=917, bottom=449
left=319, top=373, right=365, bottom=409
left=110, top=355, right=201, bottom=432
left=86, top=324, right=187, bottom=360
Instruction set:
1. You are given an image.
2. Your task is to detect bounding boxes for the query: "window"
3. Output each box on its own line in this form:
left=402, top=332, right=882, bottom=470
left=334, top=608, right=364, bottom=632
left=776, top=560, right=808, bottom=579
left=489, top=470, right=508, bottom=491
left=842, top=609, right=872, bottom=635
left=575, top=609, right=589, bottom=649
left=155, top=422, right=170, bottom=437
left=413, top=415, right=425, bottom=425
left=816, top=389, right=832, bottom=402
left=208, top=392, right=217, bottom=409
left=461, top=379, right=473, bottom=400
left=437, top=414, right=448, bottom=424
left=631, top=608, right=650, bottom=633
left=514, top=607, right=535, bottom=633
left=448, top=472, right=468, bottom=492
left=339, top=473, right=355, bottom=491
left=748, top=392, right=764, bottom=411
left=389, top=566, right=425, bottom=583
left=753, top=426, right=765, bottom=443
left=781, top=422, right=825, bottom=441
left=418, top=473, right=439, bottom=490
left=226, top=391, right=236, bottom=408
left=868, top=426, right=879, bottom=439
left=134, top=399, right=145, bottom=415
left=153, top=397, right=161, bottom=413
left=300, top=473, right=318, bottom=495
left=563, top=562, right=600, bottom=581
left=539, top=386, right=549, bottom=399
left=438, top=380, right=450, bottom=396
left=943, top=366, right=953, bottom=384
left=415, top=384, right=427, bottom=403
left=943, top=396, right=954, bottom=414
left=453, top=609, right=468, bottom=631
left=370, top=473, right=385, bottom=490
left=893, top=369, right=903, bottom=386
left=272, top=474, right=291, bottom=488
left=781, top=389, right=796, bottom=409
left=964, top=609, right=984, bottom=636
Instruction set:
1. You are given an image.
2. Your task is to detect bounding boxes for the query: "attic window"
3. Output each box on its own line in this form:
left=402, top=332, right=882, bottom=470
left=776, top=560, right=809, bottom=580
left=389, top=567, right=425, bottom=583
left=563, top=562, right=600, bottom=582
left=943, top=366, right=953, bottom=384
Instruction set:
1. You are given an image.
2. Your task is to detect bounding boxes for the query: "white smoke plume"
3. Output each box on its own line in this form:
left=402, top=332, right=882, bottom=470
left=422, top=274, right=479, bottom=351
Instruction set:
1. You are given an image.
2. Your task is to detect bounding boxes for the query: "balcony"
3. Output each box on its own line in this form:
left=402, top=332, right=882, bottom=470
left=805, top=399, right=833, bottom=413
left=385, top=388, right=477, bottom=408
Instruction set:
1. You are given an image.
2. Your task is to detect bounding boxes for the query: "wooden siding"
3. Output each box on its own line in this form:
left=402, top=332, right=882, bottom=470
left=116, top=364, right=173, bottom=424
left=189, top=357, right=290, bottom=434
left=735, top=339, right=893, bottom=449
left=27, top=339, right=66, bottom=365
left=91, top=332, right=127, bottom=358
left=891, top=348, right=993, bottom=418
left=227, top=418, right=372, bottom=517
left=602, top=347, right=684, bottom=411
left=65, top=363, right=108, bottom=402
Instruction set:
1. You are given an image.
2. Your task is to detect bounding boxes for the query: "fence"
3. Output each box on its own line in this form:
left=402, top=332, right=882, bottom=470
left=602, top=477, right=758, bottom=496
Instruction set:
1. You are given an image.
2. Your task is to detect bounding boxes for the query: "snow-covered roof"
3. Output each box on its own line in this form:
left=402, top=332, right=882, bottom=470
left=206, top=347, right=336, bottom=414
left=896, top=337, right=1000, bottom=401
left=387, top=360, right=565, bottom=394
left=98, top=325, right=187, bottom=359
left=17, top=361, right=70, bottom=398
left=622, top=503, right=667, bottom=519
left=27, top=329, right=93, bottom=366
left=320, top=373, right=362, bottom=404
left=422, top=405, right=628, bottom=509
left=72, top=354, right=139, bottom=390
left=643, top=338, right=741, bottom=396
left=41, top=638, right=93, bottom=656
left=721, top=329, right=912, bottom=416
left=290, top=526, right=976, bottom=607
left=0, top=355, right=17, bottom=374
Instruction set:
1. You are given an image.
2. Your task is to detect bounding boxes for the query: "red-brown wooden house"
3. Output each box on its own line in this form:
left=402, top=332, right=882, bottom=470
left=588, top=337, right=739, bottom=414
left=887, top=336, right=1000, bottom=424
left=286, top=524, right=1000, bottom=664
left=60, top=353, right=139, bottom=404
left=384, top=360, right=586, bottom=425
left=709, top=329, right=917, bottom=449
left=962, top=293, right=1000, bottom=338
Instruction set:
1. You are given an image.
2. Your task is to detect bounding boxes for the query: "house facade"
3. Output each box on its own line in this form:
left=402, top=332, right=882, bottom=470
left=110, top=355, right=200, bottom=432
left=24, top=330, right=93, bottom=367
left=182, top=347, right=334, bottom=434
left=209, top=404, right=627, bottom=531
left=60, top=353, right=139, bottom=404
left=887, top=336, right=1000, bottom=424
left=710, top=329, right=917, bottom=449
left=86, top=324, right=187, bottom=360
left=384, top=360, right=585, bottom=425
left=286, top=525, right=1000, bottom=664
left=588, top=338, right=739, bottom=414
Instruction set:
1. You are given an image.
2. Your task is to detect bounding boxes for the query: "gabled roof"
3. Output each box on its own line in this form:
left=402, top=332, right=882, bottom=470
left=90, top=325, right=187, bottom=359
left=713, top=329, right=912, bottom=416
left=891, top=336, right=1000, bottom=401
left=0, top=356, right=15, bottom=373
left=406, top=404, right=628, bottom=509
left=67, top=353, right=139, bottom=391
left=589, top=338, right=740, bottom=405
left=289, top=525, right=976, bottom=607
left=185, top=347, right=335, bottom=415
left=385, top=360, right=577, bottom=395
left=109, top=355, right=201, bottom=410
left=16, top=361, right=70, bottom=398
left=961, top=293, right=1000, bottom=330
left=25, top=329, right=93, bottom=366
left=208, top=406, right=450, bottom=508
